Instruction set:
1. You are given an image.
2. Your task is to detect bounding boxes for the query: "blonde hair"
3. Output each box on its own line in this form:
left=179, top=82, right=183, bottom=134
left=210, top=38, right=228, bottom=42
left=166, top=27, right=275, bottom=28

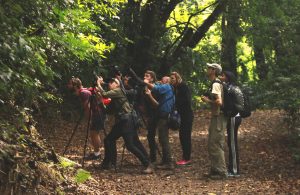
left=170, top=71, right=182, bottom=84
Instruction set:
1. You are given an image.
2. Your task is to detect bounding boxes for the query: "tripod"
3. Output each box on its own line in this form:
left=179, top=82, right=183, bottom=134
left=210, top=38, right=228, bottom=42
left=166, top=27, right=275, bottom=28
left=63, top=90, right=106, bottom=168
left=62, top=112, right=84, bottom=156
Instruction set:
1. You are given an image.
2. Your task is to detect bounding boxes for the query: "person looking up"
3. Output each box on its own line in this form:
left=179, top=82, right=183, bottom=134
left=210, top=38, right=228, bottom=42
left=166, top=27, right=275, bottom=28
left=219, top=71, right=242, bottom=177
left=144, top=75, right=175, bottom=170
left=201, top=63, right=227, bottom=180
left=142, top=71, right=160, bottom=163
left=97, top=77, right=153, bottom=174
left=170, top=72, right=194, bottom=166
left=67, top=77, right=104, bottom=160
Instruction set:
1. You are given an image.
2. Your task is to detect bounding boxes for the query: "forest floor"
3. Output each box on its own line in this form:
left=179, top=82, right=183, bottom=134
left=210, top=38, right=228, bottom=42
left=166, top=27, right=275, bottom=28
left=40, top=110, right=300, bottom=194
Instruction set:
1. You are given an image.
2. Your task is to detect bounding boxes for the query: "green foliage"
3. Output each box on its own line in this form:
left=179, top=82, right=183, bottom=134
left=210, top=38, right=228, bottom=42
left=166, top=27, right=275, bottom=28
left=239, top=0, right=300, bottom=129
left=59, top=156, right=76, bottom=169
left=75, top=169, right=91, bottom=183
left=0, top=0, right=119, bottom=120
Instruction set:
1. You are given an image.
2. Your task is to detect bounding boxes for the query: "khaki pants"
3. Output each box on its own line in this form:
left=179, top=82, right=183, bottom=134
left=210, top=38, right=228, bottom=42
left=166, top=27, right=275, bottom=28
left=208, top=114, right=227, bottom=174
left=157, top=117, right=172, bottom=163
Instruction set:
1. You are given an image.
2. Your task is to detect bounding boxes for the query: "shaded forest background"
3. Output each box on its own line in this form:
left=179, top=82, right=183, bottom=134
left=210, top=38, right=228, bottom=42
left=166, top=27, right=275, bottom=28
left=0, top=0, right=300, bottom=194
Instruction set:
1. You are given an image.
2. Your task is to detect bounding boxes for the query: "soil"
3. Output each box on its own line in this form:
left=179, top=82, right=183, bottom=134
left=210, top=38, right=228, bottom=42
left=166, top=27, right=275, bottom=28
left=40, top=110, right=300, bottom=194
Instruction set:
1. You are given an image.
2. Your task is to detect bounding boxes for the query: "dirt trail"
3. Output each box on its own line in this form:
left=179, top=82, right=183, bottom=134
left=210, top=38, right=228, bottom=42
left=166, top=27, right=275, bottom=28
left=40, top=110, right=300, bottom=194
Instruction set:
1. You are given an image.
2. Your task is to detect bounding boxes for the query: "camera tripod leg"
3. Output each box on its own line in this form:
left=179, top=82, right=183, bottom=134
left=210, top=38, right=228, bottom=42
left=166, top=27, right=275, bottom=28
left=63, top=114, right=83, bottom=156
left=82, top=106, right=92, bottom=168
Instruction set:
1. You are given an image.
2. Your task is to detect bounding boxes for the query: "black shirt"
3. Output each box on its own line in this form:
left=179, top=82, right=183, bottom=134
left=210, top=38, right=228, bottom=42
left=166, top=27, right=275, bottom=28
left=174, top=82, right=193, bottom=114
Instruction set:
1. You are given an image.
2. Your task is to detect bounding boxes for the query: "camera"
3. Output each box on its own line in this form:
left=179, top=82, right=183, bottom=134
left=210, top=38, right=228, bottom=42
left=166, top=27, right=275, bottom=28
left=203, top=92, right=210, bottom=97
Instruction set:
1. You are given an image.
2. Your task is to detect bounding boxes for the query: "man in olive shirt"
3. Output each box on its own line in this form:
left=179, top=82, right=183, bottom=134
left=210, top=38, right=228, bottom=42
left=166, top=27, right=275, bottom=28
left=201, top=63, right=227, bottom=180
left=97, top=77, right=153, bottom=174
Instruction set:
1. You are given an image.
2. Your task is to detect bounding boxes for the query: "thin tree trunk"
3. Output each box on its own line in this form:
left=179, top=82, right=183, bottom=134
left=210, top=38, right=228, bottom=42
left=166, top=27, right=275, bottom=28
left=253, top=39, right=268, bottom=80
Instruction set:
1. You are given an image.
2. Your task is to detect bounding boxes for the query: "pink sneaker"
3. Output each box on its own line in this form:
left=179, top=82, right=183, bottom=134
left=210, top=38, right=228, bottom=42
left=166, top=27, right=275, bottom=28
left=176, top=160, right=191, bottom=165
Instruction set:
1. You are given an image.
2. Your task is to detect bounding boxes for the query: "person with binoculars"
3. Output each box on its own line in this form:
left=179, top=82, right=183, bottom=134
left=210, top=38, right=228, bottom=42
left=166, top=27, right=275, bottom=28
left=95, top=76, right=154, bottom=174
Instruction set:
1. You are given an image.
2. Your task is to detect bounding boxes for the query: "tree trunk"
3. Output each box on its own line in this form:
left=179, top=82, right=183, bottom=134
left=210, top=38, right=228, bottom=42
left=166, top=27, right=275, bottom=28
left=124, top=0, right=141, bottom=67
left=220, top=0, right=241, bottom=76
left=121, top=0, right=227, bottom=76
left=129, top=0, right=183, bottom=75
left=253, top=38, right=268, bottom=80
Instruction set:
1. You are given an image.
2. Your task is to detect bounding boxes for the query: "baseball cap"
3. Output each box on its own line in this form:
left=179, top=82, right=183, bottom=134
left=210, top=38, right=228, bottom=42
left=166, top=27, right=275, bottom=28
left=207, top=63, right=222, bottom=74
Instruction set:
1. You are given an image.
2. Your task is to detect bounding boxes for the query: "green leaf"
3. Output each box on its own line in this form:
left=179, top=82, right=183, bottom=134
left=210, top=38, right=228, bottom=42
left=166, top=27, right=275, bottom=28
left=75, top=169, right=91, bottom=183
left=59, top=156, right=76, bottom=168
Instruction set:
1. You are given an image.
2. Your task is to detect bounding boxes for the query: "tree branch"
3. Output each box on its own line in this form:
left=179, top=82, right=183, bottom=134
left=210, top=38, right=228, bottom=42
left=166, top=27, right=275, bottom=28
left=188, top=0, right=227, bottom=48
left=160, top=0, right=184, bottom=24
left=163, top=2, right=218, bottom=60
left=168, top=0, right=227, bottom=63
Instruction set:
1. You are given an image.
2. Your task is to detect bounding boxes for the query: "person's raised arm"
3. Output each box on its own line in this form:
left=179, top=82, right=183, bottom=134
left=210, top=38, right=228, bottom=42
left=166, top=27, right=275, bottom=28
left=95, top=76, right=105, bottom=93
left=144, top=78, right=155, bottom=89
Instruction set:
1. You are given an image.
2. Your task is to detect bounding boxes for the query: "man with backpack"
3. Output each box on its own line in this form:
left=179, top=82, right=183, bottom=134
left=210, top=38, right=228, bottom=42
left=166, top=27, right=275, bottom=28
left=67, top=77, right=105, bottom=160
left=201, top=63, right=227, bottom=180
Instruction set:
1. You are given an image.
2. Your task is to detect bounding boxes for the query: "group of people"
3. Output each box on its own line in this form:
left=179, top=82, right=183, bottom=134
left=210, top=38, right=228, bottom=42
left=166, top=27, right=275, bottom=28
left=67, top=63, right=242, bottom=179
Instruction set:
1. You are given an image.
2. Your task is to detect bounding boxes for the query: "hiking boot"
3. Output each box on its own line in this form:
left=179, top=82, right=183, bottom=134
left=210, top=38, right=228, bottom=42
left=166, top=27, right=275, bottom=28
left=156, top=162, right=174, bottom=170
left=142, top=164, right=154, bottom=174
left=100, top=161, right=116, bottom=170
left=176, top=159, right=192, bottom=166
left=84, top=153, right=101, bottom=161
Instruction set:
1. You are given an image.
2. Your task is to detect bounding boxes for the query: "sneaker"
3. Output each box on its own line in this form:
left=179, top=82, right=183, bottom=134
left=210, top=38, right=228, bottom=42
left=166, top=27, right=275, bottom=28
left=142, top=164, right=154, bottom=174
left=176, top=160, right=191, bottom=166
left=227, top=172, right=240, bottom=178
left=84, top=153, right=101, bottom=161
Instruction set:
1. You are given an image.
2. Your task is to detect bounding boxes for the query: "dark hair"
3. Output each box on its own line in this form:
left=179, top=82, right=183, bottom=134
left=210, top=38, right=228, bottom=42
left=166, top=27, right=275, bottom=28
left=70, top=77, right=82, bottom=88
left=145, top=70, right=157, bottom=82
left=223, top=71, right=237, bottom=84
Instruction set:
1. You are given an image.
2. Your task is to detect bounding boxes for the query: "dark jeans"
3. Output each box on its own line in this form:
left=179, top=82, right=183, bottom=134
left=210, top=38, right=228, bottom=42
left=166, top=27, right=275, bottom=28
left=102, top=116, right=149, bottom=167
left=147, top=115, right=159, bottom=162
left=227, top=116, right=242, bottom=174
left=179, top=111, right=194, bottom=161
